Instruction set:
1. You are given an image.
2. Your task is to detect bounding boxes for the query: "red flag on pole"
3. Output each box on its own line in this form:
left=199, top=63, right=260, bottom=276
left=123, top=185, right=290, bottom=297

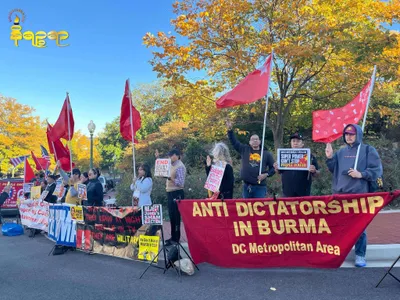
left=120, top=79, right=141, bottom=143
left=51, top=94, right=75, bottom=141
left=31, top=151, right=49, bottom=171
left=312, top=79, right=373, bottom=143
left=216, top=54, right=273, bottom=109
left=24, top=158, right=35, bottom=183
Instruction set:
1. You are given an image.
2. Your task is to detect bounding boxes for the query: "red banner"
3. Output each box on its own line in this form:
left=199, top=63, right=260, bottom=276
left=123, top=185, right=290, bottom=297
left=178, top=191, right=400, bottom=268
left=0, top=179, right=23, bottom=209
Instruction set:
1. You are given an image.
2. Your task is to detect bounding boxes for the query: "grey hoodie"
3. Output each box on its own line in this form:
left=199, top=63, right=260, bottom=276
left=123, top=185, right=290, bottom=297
left=326, top=124, right=382, bottom=194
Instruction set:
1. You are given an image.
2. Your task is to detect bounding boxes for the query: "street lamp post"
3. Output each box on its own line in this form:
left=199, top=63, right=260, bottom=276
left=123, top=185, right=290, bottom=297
left=88, top=120, right=96, bottom=169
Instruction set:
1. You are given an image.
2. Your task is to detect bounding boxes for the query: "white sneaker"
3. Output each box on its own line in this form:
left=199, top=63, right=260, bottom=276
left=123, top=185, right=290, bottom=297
left=355, top=255, right=366, bottom=267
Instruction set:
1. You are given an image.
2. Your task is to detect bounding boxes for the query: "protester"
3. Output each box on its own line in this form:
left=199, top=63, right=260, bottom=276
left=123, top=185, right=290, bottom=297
left=80, top=172, right=89, bottom=185
left=40, top=180, right=48, bottom=193
left=0, top=185, right=11, bottom=207
left=58, top=161, right=82, bottom=205
left=326, top=124, right=383, bottom=267
left=205, top=142, right=234, bottom=199
left=42, top=174, right=59, bottom=203
left=86, top=168, right=104, bottom=206
left=274, top=132, right=320, bottom=197
left=226, top=121, right=275, bottom=198
left=130, top=163, right=153, bottom=207
left=155, top=148, right=186, bottom=246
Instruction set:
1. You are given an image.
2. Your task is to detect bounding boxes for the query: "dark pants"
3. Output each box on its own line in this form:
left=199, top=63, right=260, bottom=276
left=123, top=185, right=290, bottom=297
left=167, top=189, right=184, bottom=242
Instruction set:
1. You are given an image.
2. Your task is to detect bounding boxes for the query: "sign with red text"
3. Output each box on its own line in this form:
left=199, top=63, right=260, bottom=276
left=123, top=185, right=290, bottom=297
left=0, top=179, right=23, bottom=209
left=178, top=191, right=400, bottom=269
left=18, top=199, right=49, bottom=231
left=154, top=159, right=171, bottom=177
left=204, top=163, right=226, bottom=193
left=277, top=148, right=310, bottom=171
left=141, top=204, right=163, bottom=225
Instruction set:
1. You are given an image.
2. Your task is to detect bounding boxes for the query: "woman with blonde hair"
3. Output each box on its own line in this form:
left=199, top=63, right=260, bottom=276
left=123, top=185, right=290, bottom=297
left=205, top=142, right=234, bottom=199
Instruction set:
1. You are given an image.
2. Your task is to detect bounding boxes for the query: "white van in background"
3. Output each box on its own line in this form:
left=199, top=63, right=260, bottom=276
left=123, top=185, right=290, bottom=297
left=98, top=176, right=107, bottom=194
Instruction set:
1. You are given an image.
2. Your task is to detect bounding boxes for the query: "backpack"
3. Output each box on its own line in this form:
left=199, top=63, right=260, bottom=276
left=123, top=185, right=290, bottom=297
left=366, top=145, right=383, bottom=193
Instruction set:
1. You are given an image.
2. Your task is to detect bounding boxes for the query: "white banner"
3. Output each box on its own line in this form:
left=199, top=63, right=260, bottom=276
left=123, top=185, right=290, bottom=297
left=18, top=199, right=49, bottom=231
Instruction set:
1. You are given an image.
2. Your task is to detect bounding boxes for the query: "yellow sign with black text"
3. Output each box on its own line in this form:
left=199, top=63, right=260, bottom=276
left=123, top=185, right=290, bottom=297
left=138, top=235, right=160, bottom=263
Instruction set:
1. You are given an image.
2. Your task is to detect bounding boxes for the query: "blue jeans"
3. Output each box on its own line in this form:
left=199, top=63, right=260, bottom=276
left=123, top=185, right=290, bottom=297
left=243, top=183, right=267, bottom=198
left=355, top=231, right=367, bottom=257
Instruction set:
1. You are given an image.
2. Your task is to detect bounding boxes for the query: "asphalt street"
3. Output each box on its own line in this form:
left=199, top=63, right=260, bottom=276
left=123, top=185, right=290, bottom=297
left=0, top=232, right=399, bottom=300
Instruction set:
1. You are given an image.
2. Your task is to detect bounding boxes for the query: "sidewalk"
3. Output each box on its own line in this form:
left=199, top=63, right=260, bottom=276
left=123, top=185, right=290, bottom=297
left=162, top=210, right=400, bottom=244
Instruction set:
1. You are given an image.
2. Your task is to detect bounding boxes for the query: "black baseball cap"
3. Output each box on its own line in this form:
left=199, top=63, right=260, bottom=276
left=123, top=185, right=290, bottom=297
left=290, top=132, right=303, bottom=140
left=168, top=149, right=181, bottom=157
left=48, top=174, right=59, bottom=180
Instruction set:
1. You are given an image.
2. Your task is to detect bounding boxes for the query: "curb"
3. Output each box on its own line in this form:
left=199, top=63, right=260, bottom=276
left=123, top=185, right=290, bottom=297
left=160, top=243, right=400, bottom=268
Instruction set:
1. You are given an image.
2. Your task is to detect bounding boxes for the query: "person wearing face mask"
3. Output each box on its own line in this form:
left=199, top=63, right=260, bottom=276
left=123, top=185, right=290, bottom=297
left=274, top=132, right=320, bottom=197
left=227, top=121, right=275, bottom=198
left=130, top=163, right=153, bottom=207
left=325, top=124, right=383, bottom=268
left=86, top=168, right=104, bottom=206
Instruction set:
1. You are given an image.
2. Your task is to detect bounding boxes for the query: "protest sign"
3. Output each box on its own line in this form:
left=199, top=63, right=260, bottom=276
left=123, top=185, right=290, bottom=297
left=277, top=148, right=311, bottom=171
left=204, top=163, right=226, bottom=193
left=141, top=204, right=163, bottom=225
left=138, top=235, right=160, bottom=262
left=154, top=159, right=171, bottom=177
left=77, top=184, right=87, bottom=200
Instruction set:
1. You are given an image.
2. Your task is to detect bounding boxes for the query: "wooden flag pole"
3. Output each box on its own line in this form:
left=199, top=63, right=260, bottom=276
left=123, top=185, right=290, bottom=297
left=354, top=66, right=377, bottom=171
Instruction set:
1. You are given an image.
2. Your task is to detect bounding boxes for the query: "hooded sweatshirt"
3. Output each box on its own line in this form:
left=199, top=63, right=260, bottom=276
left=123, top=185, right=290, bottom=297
left=326, top=124, right=382, bottom=194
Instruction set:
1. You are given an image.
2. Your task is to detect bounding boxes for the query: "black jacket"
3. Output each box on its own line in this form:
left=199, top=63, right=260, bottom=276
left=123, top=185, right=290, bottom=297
left=43, top=182, right=57, bottom=203
left=0, top=192, right=9, bottom=207
left=86, top=179, right=103, bottom=206
left=228, top=130, right=275, bottom=186
left=280, top=154, right=319, bottom=197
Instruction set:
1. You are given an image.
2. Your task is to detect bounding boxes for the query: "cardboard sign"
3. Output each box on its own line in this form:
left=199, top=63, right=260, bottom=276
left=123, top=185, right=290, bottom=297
left=138, top=235, right=160, bottom=262
left=141, top=204, right=163, bottom=225
left=71, top=206, right=84, bottom=222
left=277, top=148, right=311, bottom=171
left=30, top=186, right=42, bottom=200
left=77, top=184, right=87, bottom=200
left=53, top=180, right=62, bottom=196
left=23, top=183, right=34, bottom=194
left=154, top=159, right=171, bottom=177
left=204, top=163, right=226, bottom=193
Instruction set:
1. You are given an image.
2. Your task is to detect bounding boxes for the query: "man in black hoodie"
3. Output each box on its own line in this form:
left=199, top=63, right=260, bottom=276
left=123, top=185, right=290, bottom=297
left=227, top=121, right=275, bottom=198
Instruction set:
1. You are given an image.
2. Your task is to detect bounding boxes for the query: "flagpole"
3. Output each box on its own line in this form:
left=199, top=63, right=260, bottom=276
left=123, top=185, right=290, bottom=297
left=259, top=50, right=274, bottom=179
left=354, top=65, right=377, bottom=171
left=66, top=92, right=73, bottom=172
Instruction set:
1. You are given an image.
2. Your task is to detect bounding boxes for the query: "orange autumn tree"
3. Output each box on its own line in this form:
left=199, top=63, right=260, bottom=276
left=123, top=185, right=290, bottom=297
left=0, top=95, right=47, bottom=176
left=143, top=0, right=400, bottom=148
left=69, top=130, right=101, bottom=171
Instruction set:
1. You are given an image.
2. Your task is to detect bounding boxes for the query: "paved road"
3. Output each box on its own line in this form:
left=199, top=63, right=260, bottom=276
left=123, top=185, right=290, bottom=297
left=0, top=233, right=399, bottom=300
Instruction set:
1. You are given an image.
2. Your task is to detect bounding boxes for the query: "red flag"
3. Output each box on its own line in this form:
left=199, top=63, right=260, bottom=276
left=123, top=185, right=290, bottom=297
left=46, top=122, right=55, bottom=154
left=31, top=151, right=49, bottom=171
left=24, top=158, right=35, bottom=183
left=51, top=94, right=75, bottom=141
left=120, top=79, right=141, bottom=143
left=216, top=54, right=273, bottom=109
left=312, top=79, right=373, bottom=143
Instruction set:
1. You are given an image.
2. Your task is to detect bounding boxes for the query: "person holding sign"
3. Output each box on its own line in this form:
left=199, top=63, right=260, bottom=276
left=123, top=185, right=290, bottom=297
left=130, top=163, right=153, bottom=207
left=42, top=174, right=59, bottom=203
left=274, top=132, right=320, bottom=197
left=155, top=148, right=186, bottom=246
left=205, top=143, right=234, bottom=199
left=58, top=160, right=82, bottom=205
left=227, top=121, right=275, bottom=198
left=0, top=184, right=11, bottom=208
left=326, top=124, right=383, bottom=268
